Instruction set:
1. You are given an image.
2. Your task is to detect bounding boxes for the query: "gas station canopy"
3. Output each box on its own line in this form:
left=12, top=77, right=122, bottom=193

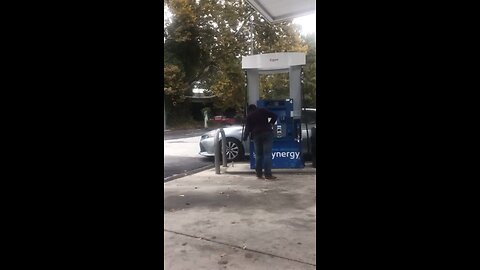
left=242, top=52, right=306, bottom=72
left=245, top=0, right=315, bottom=23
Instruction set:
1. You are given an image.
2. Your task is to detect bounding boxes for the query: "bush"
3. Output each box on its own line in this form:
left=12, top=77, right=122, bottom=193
left=167, top=112, right=204, bottom=130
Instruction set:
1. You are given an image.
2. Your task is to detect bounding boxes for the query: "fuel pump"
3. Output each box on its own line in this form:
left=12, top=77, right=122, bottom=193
left=242, top=52, right=306, bottom=169
left=249, top=98, right=304, bottom=169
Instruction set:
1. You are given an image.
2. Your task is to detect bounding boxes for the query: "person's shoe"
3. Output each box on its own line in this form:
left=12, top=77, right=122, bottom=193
left=265, top=176, right=277, bottom=180
left=256, top=175, right=264, bottom=179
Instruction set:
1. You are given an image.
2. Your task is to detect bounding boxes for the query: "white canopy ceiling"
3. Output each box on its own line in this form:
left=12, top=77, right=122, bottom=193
left=245, top=0, right=315, bottom=23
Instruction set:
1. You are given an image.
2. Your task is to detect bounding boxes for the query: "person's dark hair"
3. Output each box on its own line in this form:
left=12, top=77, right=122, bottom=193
left=247, top=104, right=257, bottom=114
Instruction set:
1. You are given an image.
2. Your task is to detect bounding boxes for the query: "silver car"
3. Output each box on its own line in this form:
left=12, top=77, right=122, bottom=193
left=199, top=108, right=316, bottom=161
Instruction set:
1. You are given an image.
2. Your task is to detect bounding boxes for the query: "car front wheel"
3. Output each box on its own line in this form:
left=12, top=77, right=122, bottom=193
left=222, top=138, right=244, bottom=161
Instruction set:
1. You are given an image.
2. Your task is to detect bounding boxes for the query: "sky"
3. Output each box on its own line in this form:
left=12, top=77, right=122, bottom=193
left=292, top=13, right=316, bottom=36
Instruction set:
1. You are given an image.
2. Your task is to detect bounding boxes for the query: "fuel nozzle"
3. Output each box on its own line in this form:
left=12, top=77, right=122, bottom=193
left=276, top=125, right=282, bottom=137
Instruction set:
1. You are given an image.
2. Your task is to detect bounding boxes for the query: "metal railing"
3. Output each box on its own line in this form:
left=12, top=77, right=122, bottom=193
left=213, top=128, right=227, bottom=174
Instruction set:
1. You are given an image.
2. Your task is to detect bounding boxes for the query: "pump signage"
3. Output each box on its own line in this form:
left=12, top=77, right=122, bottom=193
left=250, top=140, right=304, bottom=169
left=252, top=151, right=301, bottom=160
left=272, top=151, right=301, bottom=160
left=242, top=52, right=305, bottom=70
left=250, top=149, right=304, bottom=169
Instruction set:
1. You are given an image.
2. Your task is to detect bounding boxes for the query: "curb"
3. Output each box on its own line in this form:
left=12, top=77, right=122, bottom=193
left=224, top=170, right=316, bottom=175
left=164, top=164, right=215, bottom=183
left=223, top=162, right=316, bottom=175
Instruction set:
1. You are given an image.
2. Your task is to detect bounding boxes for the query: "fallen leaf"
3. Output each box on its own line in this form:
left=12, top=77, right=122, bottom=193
left=242, top=245, right=247, bottom=250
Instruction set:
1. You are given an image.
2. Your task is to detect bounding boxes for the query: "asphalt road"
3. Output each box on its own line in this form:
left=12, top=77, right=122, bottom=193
left=164, top=131, right=214, bottom=181
left=164, top=156, right=212, bottom=181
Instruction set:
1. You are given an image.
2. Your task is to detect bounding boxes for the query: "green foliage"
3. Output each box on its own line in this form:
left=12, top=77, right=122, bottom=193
left=302, top=33, right=316, bottom=108
left=260, top=73, right=290, bottom=100
left=164, top=0, right=316, bottom=121
left=164, top=64, right=187, bottom=107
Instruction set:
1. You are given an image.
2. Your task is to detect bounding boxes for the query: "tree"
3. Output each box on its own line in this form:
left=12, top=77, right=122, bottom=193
left=164, top=0, right=313, bottom=120
left=302, top=33, right=316, bottom=108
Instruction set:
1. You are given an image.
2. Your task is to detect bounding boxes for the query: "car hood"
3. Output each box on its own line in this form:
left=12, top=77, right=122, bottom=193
left=201, top=125, right=244, bottom=135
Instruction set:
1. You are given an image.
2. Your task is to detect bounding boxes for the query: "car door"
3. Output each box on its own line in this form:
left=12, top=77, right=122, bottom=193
left=240, top=124, right=251, bottom=156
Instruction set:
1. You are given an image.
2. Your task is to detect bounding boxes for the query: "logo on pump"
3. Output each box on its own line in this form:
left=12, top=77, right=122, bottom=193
left=253, top=152, right=301, bottom=160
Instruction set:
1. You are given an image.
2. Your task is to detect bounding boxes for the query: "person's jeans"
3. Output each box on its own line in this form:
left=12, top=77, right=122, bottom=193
left=253, top=131, right=274, bottom=177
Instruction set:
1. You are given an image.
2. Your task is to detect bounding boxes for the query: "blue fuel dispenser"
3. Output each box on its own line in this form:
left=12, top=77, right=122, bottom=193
left=249, top=99, right=304, bottom=169
left=242, top=52, right=307, bottom=170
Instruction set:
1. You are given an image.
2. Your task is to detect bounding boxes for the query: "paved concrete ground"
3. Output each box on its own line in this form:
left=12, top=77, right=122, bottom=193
left=164, top=162, right=316, bottom=270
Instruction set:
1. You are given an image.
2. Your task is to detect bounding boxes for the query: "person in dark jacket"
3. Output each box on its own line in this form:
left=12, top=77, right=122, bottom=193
left=242, top=104, right=278, bottom=180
